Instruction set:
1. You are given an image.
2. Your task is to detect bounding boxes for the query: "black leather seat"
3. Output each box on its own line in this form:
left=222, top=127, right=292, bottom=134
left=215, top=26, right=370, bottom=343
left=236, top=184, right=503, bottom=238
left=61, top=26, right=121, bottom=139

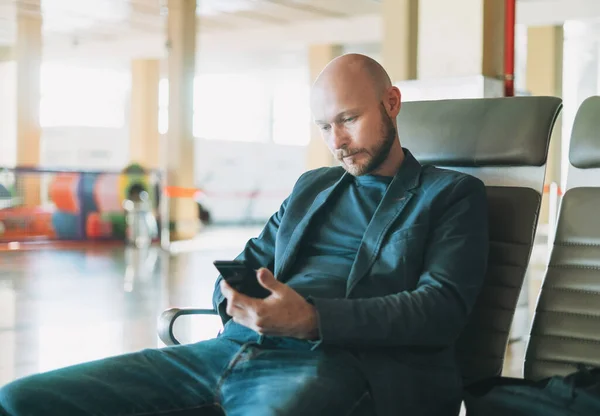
left=524, top=96, right=600, bottom=379
left=464, top=95, right=600, bottom=414
left=398, top=96, right=563, bottom=386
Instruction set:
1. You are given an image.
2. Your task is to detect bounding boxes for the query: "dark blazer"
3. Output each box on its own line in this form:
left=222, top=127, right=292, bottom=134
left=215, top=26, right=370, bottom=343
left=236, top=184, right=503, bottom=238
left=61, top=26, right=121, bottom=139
left=212, top=148, right=489, bottom=416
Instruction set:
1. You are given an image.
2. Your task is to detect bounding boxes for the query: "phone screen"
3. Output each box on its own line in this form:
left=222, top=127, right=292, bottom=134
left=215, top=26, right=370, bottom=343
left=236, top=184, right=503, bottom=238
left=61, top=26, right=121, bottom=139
left=213, top=260, right=271, bottom=299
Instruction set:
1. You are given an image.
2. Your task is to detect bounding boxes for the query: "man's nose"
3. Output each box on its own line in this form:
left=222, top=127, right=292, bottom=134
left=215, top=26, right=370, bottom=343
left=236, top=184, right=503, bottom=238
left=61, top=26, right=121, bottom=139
left=331, top=124, right=349, bottom=150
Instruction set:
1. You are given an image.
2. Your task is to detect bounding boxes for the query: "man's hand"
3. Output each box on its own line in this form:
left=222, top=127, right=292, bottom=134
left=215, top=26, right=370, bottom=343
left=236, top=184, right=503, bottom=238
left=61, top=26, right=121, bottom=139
left=220, top=268, right=319, bottom=340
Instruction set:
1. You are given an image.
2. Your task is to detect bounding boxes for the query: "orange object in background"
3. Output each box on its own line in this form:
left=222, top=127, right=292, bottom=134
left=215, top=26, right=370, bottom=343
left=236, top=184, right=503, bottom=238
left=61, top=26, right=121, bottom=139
left=49, top=174, right=80, bottom=213
left=0, top=207, right=55, bottom=240
left=30, top=212, right=54, bottom=235
left=86, top=212, right=113, bottom=239
left=164, top=186, right=200, bottom=199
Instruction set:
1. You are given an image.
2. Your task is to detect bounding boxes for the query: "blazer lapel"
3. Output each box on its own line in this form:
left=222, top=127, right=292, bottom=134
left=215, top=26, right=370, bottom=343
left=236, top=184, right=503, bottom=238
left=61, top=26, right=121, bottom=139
left=347, top=149, right=422, bottom=294
left=276, top=172, right=349, bottom=280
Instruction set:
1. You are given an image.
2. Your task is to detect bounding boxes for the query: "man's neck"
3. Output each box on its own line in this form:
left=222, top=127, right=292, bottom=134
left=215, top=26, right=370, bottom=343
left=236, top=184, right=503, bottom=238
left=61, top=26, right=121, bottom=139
left=370, top=143, right=405, bottom=177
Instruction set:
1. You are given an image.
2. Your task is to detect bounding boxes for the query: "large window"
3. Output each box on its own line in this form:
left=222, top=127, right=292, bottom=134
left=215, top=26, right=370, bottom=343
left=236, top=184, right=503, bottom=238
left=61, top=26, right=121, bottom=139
left=158, top=67, right=310, bottom=146
left=40, top=63, right=128, bottom=128
left=194, top=73, right=271, bottom=142
left=271, top=69, right=310, bottom=146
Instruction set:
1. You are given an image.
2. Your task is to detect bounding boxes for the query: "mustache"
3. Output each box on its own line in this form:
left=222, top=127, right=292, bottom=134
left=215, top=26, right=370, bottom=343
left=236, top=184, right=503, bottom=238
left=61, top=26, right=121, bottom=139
left=336, top=150, right=363, bottom=159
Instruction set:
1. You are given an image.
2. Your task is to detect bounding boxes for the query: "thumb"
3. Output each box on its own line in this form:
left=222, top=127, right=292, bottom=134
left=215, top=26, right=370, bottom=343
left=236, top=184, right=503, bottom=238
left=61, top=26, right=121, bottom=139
left=256, top=268, right=281, bottom=292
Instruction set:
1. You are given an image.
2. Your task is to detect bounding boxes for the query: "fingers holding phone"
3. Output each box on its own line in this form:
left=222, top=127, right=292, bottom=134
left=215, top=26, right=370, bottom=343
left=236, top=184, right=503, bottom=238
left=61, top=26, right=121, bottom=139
left=213, top=260, right=271, bottom=299
left=214, top=260, right=319, bottom=339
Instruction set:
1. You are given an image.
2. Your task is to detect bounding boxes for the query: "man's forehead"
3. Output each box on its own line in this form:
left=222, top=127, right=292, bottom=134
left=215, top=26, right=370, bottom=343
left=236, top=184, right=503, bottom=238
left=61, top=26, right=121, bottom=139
left=311, top=81, right=374, bottom=119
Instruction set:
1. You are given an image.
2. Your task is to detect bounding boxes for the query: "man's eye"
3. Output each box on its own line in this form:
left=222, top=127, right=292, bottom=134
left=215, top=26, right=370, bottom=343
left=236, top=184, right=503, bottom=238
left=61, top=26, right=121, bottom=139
left=320, top=125, right=331, bottom=131
left=343, top=117, right=357, bottom=123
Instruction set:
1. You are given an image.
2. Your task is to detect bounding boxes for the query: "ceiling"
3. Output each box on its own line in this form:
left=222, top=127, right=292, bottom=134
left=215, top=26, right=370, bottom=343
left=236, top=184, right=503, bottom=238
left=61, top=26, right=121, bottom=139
left=0, top=0, right=380, bottom=47
left=1, top=0, right=600, bottom=67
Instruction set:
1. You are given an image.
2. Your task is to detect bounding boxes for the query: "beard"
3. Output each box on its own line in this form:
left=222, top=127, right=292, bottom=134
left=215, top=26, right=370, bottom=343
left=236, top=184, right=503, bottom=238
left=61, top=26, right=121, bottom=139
left=339, top=103, right=397, bottom=176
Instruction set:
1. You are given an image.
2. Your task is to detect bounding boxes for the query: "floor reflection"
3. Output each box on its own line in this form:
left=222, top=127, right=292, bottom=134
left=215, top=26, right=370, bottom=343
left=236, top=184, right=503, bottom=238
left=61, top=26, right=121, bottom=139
left=0, top=225, right=548, bottom=386
left=0, top=226, right=261, bottom=386
left=124, top=245, right=159, bottom=292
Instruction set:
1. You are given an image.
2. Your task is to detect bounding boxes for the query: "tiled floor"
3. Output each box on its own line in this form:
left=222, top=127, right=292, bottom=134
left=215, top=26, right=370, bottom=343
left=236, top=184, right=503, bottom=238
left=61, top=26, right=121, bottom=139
left=0, top=225, right=549, bottom=387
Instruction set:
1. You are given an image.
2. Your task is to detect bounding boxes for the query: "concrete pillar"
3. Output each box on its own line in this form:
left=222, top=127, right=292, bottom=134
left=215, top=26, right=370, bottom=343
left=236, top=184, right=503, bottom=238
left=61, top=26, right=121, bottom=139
left=526, top=26, right=563, bottom=101
left=0, top=62, right=17, bottom=168
left=16, top=0, right=42, bottom=206
left=418, top=0, right=505, bottom=79
left=382, top=0, right=419, bottom=82
left=306, top=44, right=342, bottom=171
left=166, top=0, right=198, bottom=240
left=129, top=59, right=160, bottom=169
left=526, top=26, right=563, bottom=225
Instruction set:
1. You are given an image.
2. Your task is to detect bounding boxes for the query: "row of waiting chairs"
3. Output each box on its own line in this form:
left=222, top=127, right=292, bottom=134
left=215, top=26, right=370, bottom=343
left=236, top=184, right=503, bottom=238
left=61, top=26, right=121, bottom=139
left=158, top=95, right=600, bottom=415
left=401, top=95, right=600, bottom=413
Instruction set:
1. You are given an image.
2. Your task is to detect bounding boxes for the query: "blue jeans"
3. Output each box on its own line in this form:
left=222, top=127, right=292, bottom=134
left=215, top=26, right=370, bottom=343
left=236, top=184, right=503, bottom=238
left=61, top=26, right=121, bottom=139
left=0, top=322, right=375, bottom=416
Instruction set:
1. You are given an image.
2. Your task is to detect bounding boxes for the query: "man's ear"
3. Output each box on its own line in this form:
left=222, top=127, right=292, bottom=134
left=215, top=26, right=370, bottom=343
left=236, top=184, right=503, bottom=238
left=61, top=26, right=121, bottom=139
left=388, top=86, right=402, bottom=116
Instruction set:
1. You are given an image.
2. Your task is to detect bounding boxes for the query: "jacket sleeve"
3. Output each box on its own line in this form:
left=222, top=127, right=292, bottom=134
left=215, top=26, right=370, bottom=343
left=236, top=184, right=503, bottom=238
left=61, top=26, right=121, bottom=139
left=212, top=195, right=290, bottom=322
left=310, top=175, right=489, bottom=347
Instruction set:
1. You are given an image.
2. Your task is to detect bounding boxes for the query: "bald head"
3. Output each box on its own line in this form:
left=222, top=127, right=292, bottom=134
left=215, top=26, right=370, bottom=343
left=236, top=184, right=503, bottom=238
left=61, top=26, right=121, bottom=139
left=312, top=54, right=392, bottom=102
left=310, top=53, right=404, bottom=177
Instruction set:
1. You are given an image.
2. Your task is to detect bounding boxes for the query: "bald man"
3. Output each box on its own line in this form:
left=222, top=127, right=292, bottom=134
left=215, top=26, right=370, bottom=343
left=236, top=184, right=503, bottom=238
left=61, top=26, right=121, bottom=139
left=0, top=54, right=488, bottom=416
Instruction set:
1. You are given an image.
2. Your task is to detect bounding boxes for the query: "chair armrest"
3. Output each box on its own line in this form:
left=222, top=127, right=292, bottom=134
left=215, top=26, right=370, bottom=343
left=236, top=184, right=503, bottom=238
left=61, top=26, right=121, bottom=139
left=158, top=307, right=218, bottom=346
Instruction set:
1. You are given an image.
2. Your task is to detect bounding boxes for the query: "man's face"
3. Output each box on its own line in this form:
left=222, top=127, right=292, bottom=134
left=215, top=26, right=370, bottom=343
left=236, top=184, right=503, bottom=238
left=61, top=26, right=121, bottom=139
left=312, top=86, right=398, bottom=176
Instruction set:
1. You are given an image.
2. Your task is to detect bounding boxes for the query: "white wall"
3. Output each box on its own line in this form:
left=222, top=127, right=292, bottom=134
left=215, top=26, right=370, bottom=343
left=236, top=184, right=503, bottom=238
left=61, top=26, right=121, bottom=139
left=41, top=126, right=129, bottom=170
left=194, top=138, right=307, bottom=223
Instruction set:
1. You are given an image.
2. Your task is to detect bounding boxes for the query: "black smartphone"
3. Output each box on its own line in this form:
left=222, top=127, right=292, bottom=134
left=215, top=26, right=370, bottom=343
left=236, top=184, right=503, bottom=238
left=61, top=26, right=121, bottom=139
left=213, top=260, right=271, bottom=299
